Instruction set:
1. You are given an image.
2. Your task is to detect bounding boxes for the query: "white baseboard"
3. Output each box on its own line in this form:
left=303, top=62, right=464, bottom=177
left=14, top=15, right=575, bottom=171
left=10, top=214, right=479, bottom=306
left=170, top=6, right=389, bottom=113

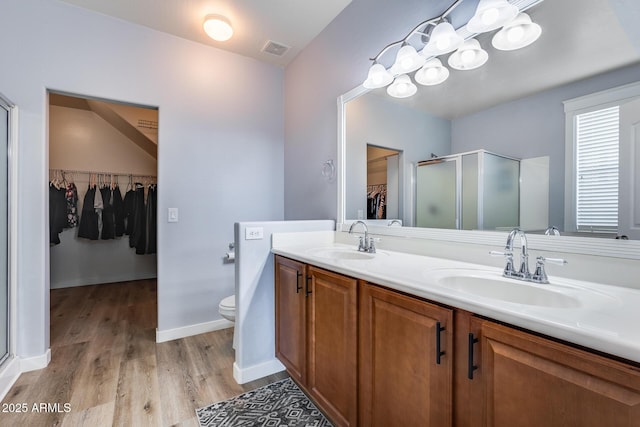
left=156, top=318, right=234, bottom=343
left=20, top=348, right=51, bottom=372
left=0, top=357, right=21, bottom=401
left=233, top=358, right=285, bottom=385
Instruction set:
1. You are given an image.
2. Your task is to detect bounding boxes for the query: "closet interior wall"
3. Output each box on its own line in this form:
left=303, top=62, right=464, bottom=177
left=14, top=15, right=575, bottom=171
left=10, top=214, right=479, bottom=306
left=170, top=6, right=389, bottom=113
left=48, top=96, right=158, bottom=289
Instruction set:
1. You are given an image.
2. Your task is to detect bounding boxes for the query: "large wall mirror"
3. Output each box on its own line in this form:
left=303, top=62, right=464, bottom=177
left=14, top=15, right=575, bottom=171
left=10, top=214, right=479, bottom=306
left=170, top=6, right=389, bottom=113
left=338, top=0, right=640, bottom=258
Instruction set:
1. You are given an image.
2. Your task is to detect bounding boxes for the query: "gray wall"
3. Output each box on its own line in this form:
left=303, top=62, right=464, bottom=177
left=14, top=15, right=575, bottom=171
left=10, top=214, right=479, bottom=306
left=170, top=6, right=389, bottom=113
left=1, top=0, right=284, bottom=358
left=284, top=0, right=455, bottom=221
left=451, top=62, right=640, bottom=229
left=345, top=93, right=451, bottom=222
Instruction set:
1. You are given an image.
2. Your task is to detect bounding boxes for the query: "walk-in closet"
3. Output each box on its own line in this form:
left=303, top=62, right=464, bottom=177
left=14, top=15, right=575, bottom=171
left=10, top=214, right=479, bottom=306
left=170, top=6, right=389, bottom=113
left=47, top=93, right=158, bottom=366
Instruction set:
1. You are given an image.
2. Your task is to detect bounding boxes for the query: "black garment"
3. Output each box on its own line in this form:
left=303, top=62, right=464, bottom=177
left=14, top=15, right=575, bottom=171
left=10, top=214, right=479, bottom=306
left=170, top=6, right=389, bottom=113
left=113, top=186, right=125, bottom=237
left=145, top=185, right=157, bottom=254
left=100, top=187, right=115, bottom=240
left=49, top=183, right=67, bottom=245
left=77, top=185, right=99, bottom=240
left=123, top=189, right=135, bottom=235
left=130, top=184, right=146, bottom=254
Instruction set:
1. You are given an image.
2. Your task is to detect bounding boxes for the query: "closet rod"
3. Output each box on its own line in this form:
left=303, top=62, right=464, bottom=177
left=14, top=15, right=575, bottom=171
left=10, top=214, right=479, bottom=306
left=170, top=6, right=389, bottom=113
left=49, top=168, right=156, bottom=180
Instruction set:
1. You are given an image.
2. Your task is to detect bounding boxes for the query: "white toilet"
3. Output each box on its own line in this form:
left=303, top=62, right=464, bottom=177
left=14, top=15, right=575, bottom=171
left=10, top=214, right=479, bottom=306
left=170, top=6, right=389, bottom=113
left=219, top=295, right=236, bottom=322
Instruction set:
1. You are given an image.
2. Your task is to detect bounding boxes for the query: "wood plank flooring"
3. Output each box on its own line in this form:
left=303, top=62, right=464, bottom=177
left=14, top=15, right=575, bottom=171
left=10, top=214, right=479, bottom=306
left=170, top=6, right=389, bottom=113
left=1, top=279, right=287, bottom=426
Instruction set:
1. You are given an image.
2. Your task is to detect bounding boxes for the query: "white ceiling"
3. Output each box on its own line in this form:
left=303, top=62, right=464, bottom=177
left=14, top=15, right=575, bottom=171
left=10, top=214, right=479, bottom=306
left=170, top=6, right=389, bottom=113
left=57, top=0, right=352, bottom=67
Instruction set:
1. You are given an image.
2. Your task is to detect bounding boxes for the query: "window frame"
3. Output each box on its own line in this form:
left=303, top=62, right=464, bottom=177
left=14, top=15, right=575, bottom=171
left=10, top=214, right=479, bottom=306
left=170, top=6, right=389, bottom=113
left=563, top=81, right=640, bottom=234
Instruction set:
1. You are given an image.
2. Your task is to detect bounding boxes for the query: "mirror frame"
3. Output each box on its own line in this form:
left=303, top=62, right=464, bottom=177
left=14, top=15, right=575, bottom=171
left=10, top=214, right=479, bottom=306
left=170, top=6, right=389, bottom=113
left=337, top=85, right=640, bottom=260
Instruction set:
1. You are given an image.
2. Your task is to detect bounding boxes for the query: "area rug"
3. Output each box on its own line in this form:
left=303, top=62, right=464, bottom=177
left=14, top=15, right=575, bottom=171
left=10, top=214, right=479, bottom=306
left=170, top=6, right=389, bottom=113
left=196, top=377, right=333, bottom=427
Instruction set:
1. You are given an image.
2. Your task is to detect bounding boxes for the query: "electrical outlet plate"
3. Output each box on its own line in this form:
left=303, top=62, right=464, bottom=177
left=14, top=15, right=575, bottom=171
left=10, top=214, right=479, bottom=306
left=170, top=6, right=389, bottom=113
left=245, top=227, right=264, bottom=240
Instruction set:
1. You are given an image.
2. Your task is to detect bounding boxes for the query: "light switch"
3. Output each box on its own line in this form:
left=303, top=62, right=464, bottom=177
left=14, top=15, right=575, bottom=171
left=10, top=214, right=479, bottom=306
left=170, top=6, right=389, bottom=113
left=168, top=208, right=179, bottom=223
left=245, top=227, right=264, bottom=240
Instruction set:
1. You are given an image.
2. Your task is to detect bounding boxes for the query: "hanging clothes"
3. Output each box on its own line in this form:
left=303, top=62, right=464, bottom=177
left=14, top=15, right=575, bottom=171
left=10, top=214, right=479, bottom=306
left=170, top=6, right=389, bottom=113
left=100, top=186, right=116, bottom=240
left=123, top=188, right=135, bottom=236
left=145, top=184, right=157, bottom=255
left=113, top=186, right=125, bottom=237
left=49, top=182, right=67, bottom=245
left=77, top=185, right=99, bottom=240
left=130, top=183, right=146, bottom=254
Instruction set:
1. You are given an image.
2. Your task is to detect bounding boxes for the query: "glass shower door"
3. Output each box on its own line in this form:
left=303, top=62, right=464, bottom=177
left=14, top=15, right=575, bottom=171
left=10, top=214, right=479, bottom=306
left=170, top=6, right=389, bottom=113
left=415, top=158, right=459, bottom=229
left=0, top=100, right=8, bottom=365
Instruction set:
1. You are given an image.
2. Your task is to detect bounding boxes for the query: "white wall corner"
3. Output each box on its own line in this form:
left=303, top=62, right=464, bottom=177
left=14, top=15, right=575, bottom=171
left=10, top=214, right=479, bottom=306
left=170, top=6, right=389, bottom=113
left=232, top=358, right=285, bottom=385
left=155, top=318, right=233, bottom=343
left=20, top=348, right=51, bottom=373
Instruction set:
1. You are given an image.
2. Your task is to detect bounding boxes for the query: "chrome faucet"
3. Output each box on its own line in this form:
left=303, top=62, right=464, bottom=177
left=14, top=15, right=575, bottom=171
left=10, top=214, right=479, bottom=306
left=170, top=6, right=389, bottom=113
left=349, top=220, right=376, bottom=253
left=506, top=228, right=530, bottom=278
left=544, top=226, right=560, bottom=236
left=387, top=219, right=402, bottom=227
left=491, top=227, right=566, bottom=284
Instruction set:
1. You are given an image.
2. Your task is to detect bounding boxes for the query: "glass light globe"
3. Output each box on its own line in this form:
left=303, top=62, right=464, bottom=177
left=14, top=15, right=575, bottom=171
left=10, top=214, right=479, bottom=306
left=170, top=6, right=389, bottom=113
left=203, top=15, right=233, bottom=41
left=481, top=8, right=500, bottom=26
left=425, top=67, right=438, bottom=80
left=437, top=37, right=451, bottom=51
left=507, top=25, right=525, bottom=43
left=461, top=49, right=477, bottom=65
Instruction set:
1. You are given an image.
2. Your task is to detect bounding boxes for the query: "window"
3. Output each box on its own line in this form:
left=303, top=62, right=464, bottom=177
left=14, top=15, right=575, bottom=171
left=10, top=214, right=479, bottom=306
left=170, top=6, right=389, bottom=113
left=574, top=106, right=619, bottom=232
left=564, top=82, right=640, bottom=235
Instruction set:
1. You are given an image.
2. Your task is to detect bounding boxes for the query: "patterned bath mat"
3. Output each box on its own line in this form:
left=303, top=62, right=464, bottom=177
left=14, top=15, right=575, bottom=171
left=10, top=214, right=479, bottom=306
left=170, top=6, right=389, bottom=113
left=196, top=377, right=333, bottom=427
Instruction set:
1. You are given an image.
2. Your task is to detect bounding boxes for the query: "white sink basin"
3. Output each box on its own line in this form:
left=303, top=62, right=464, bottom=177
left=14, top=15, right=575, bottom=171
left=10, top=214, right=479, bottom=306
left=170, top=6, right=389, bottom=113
left=431, top=270, right=587, bottom=308
left=306, top=247, right=376, bottom=260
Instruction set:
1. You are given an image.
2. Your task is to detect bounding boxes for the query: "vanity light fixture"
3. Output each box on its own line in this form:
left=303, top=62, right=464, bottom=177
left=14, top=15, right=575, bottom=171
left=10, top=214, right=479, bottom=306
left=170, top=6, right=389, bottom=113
left=492, top=12, right=542, bottom=50
left=362, top=0, right=543, bottom=98
left=387, top=74, right=417, bottom=98
left=203, top=14, right=233, bottom=42
left=448, top=39, right=489, bottom=70
left=391, top=44, right=426, bottom=74
left=466, top=0, right=519, bottom=33
left=415, top=58, right=450, bottom=85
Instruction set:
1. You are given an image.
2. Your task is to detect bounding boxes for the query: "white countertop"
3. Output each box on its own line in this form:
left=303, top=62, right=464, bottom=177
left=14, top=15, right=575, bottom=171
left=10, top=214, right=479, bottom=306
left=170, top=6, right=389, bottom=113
left=272, top=235, right=640, bottom=364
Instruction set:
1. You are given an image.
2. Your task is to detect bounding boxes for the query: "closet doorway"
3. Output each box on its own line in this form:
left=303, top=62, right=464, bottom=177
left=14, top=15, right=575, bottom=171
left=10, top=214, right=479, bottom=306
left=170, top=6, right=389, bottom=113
left=47, top=92, right=158, bottom=363
left=366, top=145, right=402, bottom=222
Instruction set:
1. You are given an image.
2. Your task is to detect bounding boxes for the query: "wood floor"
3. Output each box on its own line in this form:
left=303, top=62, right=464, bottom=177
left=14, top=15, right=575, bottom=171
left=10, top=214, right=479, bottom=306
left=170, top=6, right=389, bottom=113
left=1, top=279, right=287, bottom=426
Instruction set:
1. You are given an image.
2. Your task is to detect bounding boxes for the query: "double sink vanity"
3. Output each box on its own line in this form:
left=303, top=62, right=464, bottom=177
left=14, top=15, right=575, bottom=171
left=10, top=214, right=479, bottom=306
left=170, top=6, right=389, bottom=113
left=272, top=229, right=640, bottom=426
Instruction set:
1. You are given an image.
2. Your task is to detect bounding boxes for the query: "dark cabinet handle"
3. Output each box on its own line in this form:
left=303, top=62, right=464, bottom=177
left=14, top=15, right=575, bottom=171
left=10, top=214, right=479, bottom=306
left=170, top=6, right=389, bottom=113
left=296, top=271, right=302, bottom=293
left=305, top=275, right=312, bottom=297
left=436, top=322, right=445, bottom=364
left=468, top=333, right=479, bottom=380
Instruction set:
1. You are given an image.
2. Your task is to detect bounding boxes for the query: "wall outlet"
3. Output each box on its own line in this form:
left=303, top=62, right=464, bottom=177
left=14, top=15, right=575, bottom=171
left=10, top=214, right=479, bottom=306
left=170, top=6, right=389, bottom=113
left=245, top=227, right=264, bottom=240
left=168, top=208, right=179, bottom=223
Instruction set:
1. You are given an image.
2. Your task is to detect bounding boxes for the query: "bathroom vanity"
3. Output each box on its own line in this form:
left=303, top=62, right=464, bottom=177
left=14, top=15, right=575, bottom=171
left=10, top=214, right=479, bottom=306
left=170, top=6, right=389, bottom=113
left=273, top=234, right=640, bottom=427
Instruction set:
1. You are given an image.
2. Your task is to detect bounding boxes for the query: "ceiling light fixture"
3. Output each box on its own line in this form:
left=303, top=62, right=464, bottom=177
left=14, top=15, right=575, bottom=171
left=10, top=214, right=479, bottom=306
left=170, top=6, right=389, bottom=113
left=492, top=12, right=542, bottom=50
left=203, top=14, right=233, bottom=42
left=362, top=0, right=543, bottom=98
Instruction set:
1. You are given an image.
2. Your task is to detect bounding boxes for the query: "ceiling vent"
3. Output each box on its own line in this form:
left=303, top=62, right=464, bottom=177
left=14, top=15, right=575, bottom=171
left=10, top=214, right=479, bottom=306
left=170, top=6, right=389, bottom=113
left=262, top=40, right=290, bottom=57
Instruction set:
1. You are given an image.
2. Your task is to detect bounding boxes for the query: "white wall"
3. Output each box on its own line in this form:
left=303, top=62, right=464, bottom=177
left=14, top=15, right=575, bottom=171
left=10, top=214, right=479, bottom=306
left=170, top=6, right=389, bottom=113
left=49, top=104, right=157, bottom=288
left=1, top=0, right=284, bottom=359
left=233, top=220, right=334, bottom=384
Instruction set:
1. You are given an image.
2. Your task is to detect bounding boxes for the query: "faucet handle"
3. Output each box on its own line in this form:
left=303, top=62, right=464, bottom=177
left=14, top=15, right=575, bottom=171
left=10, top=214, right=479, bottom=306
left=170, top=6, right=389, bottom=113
left=531, top=256, right=567, bottom=284
left=490, top=250, right=516, bottom=276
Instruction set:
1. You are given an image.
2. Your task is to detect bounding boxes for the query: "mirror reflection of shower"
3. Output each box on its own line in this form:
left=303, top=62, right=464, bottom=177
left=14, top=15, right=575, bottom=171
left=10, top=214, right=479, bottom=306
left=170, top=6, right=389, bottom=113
left=366, top=145, right=401, bottom=221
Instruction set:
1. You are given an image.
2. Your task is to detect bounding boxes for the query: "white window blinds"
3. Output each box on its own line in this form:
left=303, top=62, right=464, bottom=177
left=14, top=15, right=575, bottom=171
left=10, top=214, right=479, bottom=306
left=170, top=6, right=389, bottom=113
left=575, top=106, right=619, bottom=231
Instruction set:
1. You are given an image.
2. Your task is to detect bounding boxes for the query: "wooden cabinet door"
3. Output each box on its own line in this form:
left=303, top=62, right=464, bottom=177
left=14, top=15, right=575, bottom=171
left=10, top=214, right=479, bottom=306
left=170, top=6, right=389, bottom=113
left=359, top=283, right=454, bottom=427
left=471, top=320, right=640, bottom=427
left=307, top=266, right=358, bottom=427
left=274, top=255, right=307, bottom=385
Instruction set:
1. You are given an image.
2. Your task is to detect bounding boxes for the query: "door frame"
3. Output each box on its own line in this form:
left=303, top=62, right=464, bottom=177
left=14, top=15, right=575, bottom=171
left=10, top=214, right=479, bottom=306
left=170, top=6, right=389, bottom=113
left=0, top=92, right=18, bottom=369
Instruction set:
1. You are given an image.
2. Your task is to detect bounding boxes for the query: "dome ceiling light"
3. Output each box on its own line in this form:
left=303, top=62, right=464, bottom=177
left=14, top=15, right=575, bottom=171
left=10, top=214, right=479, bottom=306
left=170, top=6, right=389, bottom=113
left=203, top=14, right=234, bottom=42
left=362, top=0, right=543, bottom=98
